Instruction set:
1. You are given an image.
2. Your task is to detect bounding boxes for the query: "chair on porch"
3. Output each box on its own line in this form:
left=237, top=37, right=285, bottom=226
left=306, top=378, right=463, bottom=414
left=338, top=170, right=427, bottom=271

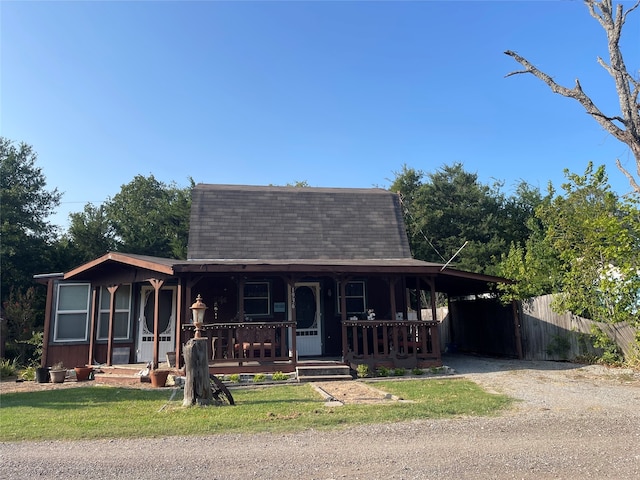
left=234, top=326, right=280, bottom=359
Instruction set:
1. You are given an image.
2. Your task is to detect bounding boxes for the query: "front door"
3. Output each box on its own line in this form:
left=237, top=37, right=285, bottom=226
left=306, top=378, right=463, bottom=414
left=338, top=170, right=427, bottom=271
left=136, top=286, right=176, bottom=363
left=291, top=282, right=322, bottom=356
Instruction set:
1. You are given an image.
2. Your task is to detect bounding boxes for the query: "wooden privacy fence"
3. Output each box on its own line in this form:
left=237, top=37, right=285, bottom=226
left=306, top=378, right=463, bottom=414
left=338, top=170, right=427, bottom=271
left=519, top=294, right=638, bottom=360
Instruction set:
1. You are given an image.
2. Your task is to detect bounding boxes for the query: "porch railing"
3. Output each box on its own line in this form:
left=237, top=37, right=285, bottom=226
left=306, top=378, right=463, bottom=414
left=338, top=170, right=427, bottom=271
left=183, top=321, right=296, bottom=366
left=341, top=319, right=441, bottom=369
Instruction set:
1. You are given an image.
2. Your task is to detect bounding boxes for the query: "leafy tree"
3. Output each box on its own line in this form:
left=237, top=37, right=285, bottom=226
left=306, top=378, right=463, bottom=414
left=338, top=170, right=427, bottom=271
left=390, top=163, right=542, bottom=274
left=0, top=138, right=61, bottom=296
left=103, top=174, right=193, bottom=259
left=505, top=0, right=640, bottom=194
left=65, top=203, right=117, bottom=264
left=499, top=163, right=640, bottom=326
left=541, top=164, right=639, bottom=324
left=2, top=288, right=40, bottom=363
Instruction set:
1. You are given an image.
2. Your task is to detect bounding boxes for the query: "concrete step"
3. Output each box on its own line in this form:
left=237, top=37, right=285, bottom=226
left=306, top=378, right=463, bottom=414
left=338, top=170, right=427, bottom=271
left=297, top=374, right=354, bottom=383
left=296, top=365, right=353, bottom=382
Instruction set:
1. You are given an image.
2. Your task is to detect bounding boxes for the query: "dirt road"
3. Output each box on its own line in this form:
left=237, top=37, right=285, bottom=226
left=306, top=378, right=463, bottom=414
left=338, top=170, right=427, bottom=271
left=2, top=355, right=639, bottom=479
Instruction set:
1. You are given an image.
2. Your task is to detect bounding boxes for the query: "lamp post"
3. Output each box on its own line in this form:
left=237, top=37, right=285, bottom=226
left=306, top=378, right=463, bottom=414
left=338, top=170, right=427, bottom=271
left=190, top=294, right=208, bottom=339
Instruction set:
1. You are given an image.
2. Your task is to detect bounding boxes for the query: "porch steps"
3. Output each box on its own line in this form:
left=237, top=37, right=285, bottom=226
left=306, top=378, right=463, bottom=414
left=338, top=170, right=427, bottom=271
left=296, top=365, right=353, bottom=383
left=92, top=365, right=178, bottom=387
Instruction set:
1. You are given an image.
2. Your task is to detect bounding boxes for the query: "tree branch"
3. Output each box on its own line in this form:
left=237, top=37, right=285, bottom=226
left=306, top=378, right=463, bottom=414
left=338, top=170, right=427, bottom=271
left=504, top=0, right=640, bottom=194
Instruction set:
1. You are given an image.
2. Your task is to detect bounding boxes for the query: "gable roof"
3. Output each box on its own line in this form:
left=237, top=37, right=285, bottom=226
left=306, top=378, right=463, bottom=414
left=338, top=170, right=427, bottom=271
left=187, top=184, right=412, bottom=261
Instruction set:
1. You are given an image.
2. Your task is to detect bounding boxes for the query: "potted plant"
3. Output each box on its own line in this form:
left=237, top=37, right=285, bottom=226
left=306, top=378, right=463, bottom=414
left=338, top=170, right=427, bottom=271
left=74, top=365, right=94, bottom=381
left=49, top=362, right=66, bottom=383
left=149, top=369, right=170, bottom=387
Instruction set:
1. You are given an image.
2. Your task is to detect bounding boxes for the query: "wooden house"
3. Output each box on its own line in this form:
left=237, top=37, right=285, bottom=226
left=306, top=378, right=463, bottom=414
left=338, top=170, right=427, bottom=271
left=36, top=185, right=515, bottom=374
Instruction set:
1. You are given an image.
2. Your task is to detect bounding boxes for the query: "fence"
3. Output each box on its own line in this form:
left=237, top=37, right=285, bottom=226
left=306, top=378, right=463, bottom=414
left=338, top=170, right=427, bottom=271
left=519, top=294, right=638, bottom=361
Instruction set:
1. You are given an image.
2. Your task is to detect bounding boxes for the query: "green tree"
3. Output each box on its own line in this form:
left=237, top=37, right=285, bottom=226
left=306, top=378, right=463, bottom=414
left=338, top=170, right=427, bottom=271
left=541, top=164, right=639, bottom=324
left=66, top=203, right=116, bottom=264
left=390, top=163, right=541, bottom=274
left=0, top=138, right=61, bottom=296
left=104, top=174, right=193, bottom=259
left=499, top=163, right=640, bottom=326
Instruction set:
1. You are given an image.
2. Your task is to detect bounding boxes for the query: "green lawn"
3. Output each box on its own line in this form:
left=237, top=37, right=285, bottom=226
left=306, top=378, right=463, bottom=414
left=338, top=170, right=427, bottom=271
left=0, top=378, right=512, bottom=441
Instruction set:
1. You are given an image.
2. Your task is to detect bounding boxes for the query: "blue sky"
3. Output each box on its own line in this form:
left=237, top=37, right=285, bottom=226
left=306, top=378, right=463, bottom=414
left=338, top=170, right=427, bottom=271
left=2, top=0, right=639, bottom=229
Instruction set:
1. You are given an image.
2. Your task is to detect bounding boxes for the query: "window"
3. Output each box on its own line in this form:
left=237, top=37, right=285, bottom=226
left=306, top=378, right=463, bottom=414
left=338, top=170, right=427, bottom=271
left=54, top=283, right=91, bottom=342
left=244, top=282, right=271, bottom=317
left=97, top=285, right=132, bottom=340
left=337, top=281, right=366, bottom=314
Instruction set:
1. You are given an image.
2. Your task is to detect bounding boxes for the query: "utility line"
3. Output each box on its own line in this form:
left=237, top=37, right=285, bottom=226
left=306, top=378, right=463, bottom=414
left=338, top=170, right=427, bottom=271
left=398, top=192, right=447, bottom=263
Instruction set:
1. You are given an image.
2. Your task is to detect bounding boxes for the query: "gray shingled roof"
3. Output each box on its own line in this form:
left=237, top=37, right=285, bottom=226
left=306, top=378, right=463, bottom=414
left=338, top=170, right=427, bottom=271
left=187, top=184, right=412, bottom=261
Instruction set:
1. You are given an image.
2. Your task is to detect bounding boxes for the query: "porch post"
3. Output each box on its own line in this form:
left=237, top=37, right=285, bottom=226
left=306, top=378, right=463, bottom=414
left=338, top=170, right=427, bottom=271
left=238, top=277, right=246, bottom=320
left=429, top=277, right=437, bottom=323
left=175, top=277, right=184, bottom=368
left=416, top=277, right=422, bottom=321
left=41, top=278, right=55, bottom=368
left=87, top=286, right=99, bottom=366
left=428, top=277, right=441, bottom=359
left=289, top=282, right=297, bottom=366
left=388, top=276, right=398, bottom=319
left=106, top=285, right=119, bottom=366
left=340, top=278, right=348, bottom=360
left=150, top=278, right=165, bottom=369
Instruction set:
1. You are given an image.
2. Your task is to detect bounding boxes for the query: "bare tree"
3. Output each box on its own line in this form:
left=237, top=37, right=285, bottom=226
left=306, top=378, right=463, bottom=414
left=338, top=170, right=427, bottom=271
left=505, top=0, right=640, bottom=194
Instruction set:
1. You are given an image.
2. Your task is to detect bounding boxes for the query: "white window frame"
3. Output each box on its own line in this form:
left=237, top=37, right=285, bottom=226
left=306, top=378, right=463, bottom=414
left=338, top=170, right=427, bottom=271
left=244, top=281, right=271, bottom=317
left=336, top=280, right=367, bottom=314
left=53, top=283, right=91, bottom=342
left=97, top=285, right=132, bottom=341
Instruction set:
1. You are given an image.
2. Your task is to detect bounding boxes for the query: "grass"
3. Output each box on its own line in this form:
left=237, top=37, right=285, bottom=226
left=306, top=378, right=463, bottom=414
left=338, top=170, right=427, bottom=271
left=0, top=378, right=512, bottom=442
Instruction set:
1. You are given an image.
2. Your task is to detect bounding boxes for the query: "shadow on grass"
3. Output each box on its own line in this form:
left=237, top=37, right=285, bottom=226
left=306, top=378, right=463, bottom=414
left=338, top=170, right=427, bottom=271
left=0, top=387, right=172, bottom=410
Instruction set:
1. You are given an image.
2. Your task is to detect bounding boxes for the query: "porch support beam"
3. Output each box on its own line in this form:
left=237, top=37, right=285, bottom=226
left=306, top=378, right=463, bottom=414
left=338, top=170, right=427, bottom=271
left=287, top=278, right=298, bottom=365
left=387, top=276, right=398, bottom=320
left=238, top=277, right=246, bottom=321
left=339, top=276, right=350, bottom=360
left=150, top=278, right=165, bottom=369
left=416, top=276, right=422, bottom=321
left=174, top=277, right=184, bottom=368
left=106, top=285, right=119, bottom=366
left=87, top=286, right=99, bottom=366
left=180, top=276, right=203, bottom=368
left=423, top=276, right=441, bottom=359
left=41, top=278, right=55, bottom=367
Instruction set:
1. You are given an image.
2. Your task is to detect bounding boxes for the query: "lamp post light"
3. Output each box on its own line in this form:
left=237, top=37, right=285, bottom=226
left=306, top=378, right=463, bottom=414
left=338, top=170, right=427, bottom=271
left=190, top=294, right=208, bottom=339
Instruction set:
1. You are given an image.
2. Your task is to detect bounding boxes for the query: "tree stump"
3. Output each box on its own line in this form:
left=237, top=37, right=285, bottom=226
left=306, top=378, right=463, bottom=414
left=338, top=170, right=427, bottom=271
left=182, top=338, right=214, bottom=406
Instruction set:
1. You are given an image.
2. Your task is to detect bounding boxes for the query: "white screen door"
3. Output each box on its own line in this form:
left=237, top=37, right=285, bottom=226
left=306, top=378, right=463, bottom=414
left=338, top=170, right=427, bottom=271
left=136, top=286, right=176, bottom=363
left=290, top=282, right=322, bottom=356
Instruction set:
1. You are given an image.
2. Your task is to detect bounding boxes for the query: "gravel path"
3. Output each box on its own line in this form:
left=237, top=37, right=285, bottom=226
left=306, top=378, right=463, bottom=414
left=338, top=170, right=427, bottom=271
left=2, top=355, right=639, bottom=479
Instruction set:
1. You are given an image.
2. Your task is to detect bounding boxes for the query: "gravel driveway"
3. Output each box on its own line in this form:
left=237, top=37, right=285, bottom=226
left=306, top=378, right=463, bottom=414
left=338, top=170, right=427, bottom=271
left=2, top=355, right=639, bottom=479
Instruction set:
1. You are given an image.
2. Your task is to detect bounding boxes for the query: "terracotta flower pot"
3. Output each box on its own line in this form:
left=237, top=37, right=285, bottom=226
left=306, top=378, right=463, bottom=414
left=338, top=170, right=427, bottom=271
left=74, top=366, right=94, bottom=382
left=150, top=370, right=169, bottom=388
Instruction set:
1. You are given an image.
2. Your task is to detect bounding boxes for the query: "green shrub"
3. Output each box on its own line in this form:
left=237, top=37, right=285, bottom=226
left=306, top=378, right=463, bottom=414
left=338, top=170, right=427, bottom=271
left=253, top=373, right=266, bottom=383
left=271, top=371, right=288, bottom=381
left=392, top=368, right=405, bottom=376
left=590, top=326, right=623, bottom=366
left=545, top=334, right=571, bottom=360
left=20, top=365, right=36, bottom=381
left=376, top=366, right=390, bottom=377
left=228, top=374, right=241, bottom=383
left=0, top=358, right=18, bottom=378
left=356, top=364, right=370, bottom=378
left=411, top=368, right=424, bottom=375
